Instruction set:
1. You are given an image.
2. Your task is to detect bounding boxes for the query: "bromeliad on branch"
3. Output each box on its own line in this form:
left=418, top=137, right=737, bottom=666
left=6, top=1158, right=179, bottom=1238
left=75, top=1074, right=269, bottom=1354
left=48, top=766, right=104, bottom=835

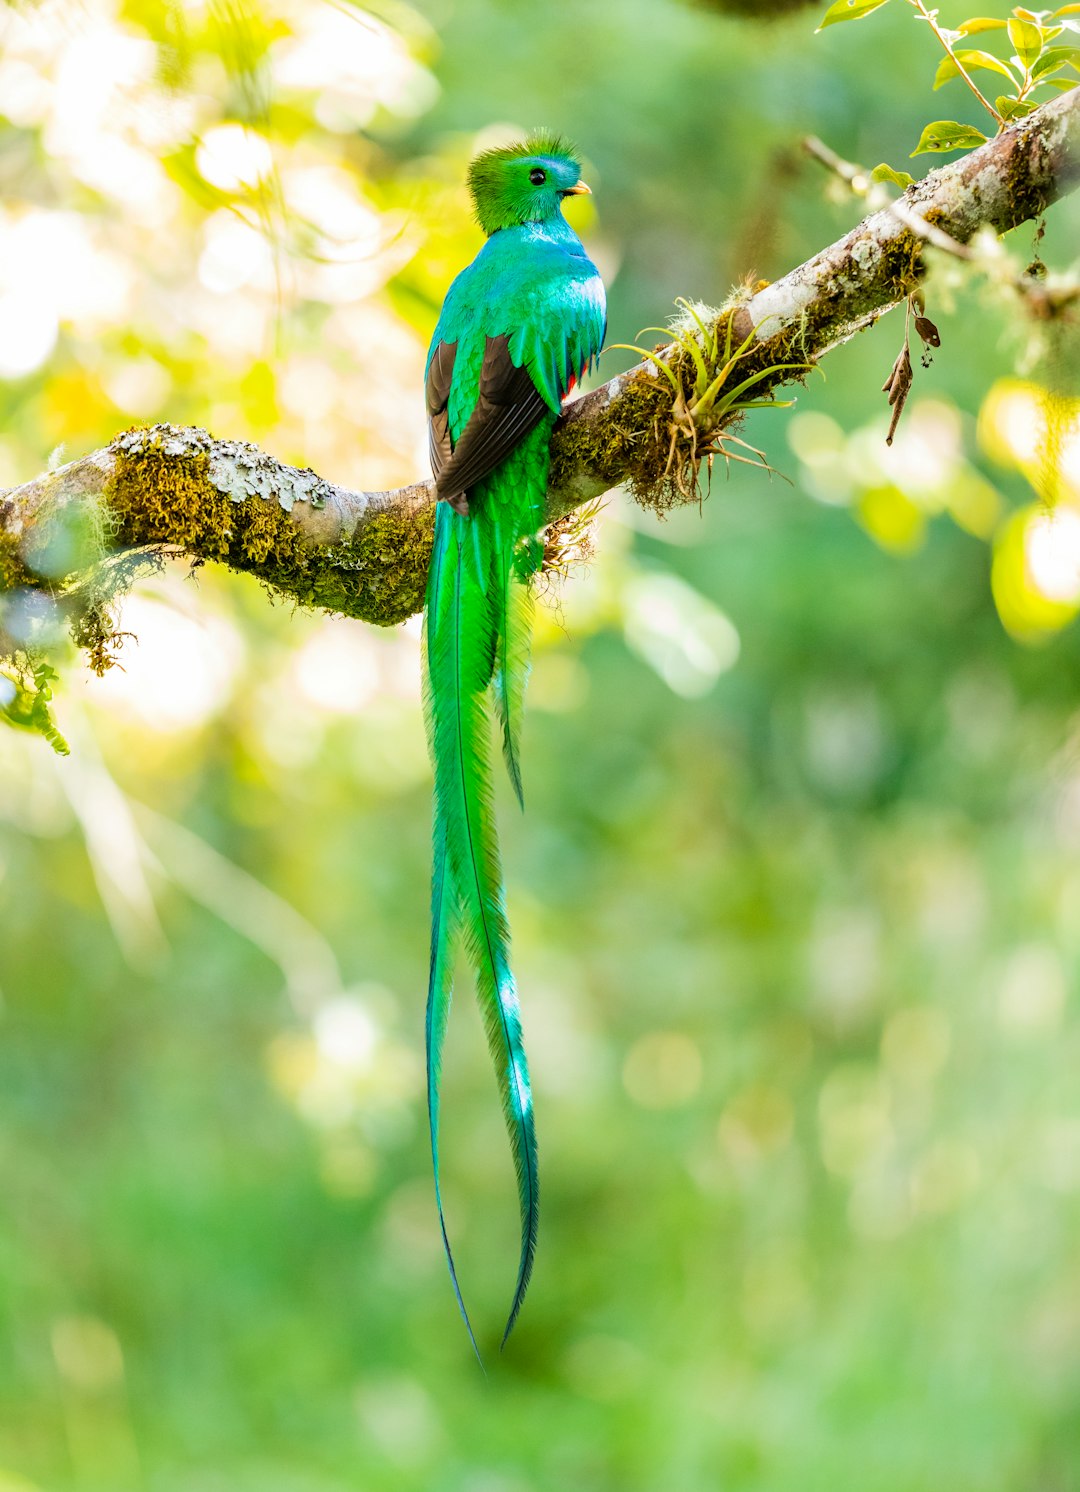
left=422, top=133, right=606, bottom=1356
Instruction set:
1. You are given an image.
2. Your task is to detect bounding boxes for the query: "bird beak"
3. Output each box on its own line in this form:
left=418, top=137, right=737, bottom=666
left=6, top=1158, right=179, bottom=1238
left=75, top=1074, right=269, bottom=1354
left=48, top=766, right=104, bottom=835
left=564, top=181, right=592, bottom=195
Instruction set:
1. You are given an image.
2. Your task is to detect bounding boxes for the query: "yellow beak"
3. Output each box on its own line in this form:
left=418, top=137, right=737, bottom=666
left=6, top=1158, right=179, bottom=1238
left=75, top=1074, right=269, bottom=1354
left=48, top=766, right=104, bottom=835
left=563, top=181, right=592, bottom=195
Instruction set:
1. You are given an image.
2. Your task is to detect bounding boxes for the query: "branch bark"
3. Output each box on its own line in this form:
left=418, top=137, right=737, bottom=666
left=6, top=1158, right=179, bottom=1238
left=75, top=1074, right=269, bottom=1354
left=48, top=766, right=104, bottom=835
left=2, top=87, right=1078, bottom=630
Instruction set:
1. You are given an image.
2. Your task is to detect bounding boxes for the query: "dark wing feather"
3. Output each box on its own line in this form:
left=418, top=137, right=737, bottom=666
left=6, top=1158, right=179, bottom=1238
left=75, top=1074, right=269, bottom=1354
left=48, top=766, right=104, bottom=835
left=433, top=333, right=549, bottom=504
left=426, top=339, right=457, bottom=481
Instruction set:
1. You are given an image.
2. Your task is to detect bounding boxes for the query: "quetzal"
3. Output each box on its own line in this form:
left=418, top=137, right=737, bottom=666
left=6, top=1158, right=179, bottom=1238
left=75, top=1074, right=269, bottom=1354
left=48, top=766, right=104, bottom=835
left=422, top=132, right=606, bottom=1352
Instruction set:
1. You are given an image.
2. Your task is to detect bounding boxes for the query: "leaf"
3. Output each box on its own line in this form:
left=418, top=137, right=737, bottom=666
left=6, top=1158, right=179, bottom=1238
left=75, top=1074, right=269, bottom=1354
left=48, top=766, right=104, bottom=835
left=910, top=120, right=989, bottom=155
left=1053, top=3, right=1080, bottom=12
left=914, top=315, right=942, bottom=348
left=1040, top=72, right=1080, bottom=83
left=1032, top=42, right=1080, bottom=74
left=1008, top=15, right=1044, bottom=65
left=1012, top=6, right=1060, bottom=26
left=1, top=662, right=70, bottom=755
left=996, top=94, right=1039, bottom=116
left=957, top=17, right=1008, bottom=33
left=816, top=0, right=891, bottom=30
left=871, top=162, right=916, bottom=188
left=933, top=48, right=1021, bottom=87
left=964, top=46, right=1023, bottom=78
left=871, top=162, right=918, bottom=189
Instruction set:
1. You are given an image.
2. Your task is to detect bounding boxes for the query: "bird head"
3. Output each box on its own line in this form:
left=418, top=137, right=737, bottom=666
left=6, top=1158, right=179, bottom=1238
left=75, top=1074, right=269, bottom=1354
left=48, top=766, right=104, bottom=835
left=467, top=132, right=591, bottom=237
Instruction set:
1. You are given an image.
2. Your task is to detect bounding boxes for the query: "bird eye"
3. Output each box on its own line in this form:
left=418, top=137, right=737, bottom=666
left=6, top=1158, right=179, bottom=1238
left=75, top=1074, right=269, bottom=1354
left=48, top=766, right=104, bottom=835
left=528, top=168, right=546, bottom=186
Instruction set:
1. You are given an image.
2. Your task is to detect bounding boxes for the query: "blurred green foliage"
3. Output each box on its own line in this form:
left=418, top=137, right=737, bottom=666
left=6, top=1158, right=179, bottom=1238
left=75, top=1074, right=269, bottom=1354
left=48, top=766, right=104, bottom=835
left=2, top=1, right=1080, bottom=1489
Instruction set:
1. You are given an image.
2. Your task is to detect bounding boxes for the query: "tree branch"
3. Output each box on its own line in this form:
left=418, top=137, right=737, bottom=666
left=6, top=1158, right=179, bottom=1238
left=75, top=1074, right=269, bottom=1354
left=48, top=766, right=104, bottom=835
left=2, top=87, right=1078, bottom=631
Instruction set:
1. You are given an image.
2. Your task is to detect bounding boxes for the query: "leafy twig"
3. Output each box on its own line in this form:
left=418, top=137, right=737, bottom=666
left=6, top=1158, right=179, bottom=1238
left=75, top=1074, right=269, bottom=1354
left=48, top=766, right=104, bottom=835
left=803, top=127, right=1080, bottom=321
left=907, top=0, right=1004, bottom=124
left=802, top=133, right=975, bottom=260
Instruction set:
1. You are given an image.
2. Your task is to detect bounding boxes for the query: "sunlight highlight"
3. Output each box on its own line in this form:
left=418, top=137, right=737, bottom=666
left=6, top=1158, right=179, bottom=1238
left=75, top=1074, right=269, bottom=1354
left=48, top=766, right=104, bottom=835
left=1024, top=508, right=1080, bottom=605
left=0, top=292, right=57, bottom=380
left=314, top=997, right=379, bottom=1071
left=196, top=125, right=274, bottom=193
left=623, top=571, right=739, bottom=698
left=993, top=502, right=1080, bottom=641
left=85, top=593, right=243, bottom=731
left=273, top=8, right=436, bottom=131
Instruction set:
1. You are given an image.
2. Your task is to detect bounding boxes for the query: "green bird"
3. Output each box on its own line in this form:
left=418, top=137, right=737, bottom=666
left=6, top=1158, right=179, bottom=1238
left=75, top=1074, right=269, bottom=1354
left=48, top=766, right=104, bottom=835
left=423, top=132, right=606, bottom=1353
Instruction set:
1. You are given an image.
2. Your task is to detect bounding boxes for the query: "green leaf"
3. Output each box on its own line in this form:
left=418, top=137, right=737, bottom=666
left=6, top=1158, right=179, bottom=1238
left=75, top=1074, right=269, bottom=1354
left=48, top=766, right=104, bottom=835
left=1008, top=14, right=1044, bottom=65
left=910, top=120, right=990, bottom=155
left=996, top=94, right=1039, bottom=116
left=1032, top=42, right=1080, bottom=74
left=816, top=0, right=891, bottom=30
left=1039, top=72, right=1080, bottom=82
left=1, top=662, right=70, bottom=755
left=964, top=46, right=1023, bottom=78
left=1011, top=6, right=1058, bottom=24
left=957, top=17, right=1008, bottom=33
left=870, top=162, right=916, bottom=188
left=933, top=48, right=1021, bottom=87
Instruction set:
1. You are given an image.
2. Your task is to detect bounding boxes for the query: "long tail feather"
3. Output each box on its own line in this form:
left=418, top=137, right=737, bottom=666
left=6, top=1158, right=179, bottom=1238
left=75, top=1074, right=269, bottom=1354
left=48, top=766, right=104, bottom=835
left=427, top=501, right=539, bottom=1346
left=491, top=434, right=548, bottom=810
left=425, top=803, right=484, bottom=1366
left=492, top=563, right=534, bottom=810
left=422, top=513, right=482, bottom=1363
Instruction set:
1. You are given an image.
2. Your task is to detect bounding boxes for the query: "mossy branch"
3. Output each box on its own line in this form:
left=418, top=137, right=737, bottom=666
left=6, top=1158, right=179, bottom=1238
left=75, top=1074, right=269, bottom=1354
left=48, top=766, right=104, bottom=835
left=2, top=86, right=1077, bottom=636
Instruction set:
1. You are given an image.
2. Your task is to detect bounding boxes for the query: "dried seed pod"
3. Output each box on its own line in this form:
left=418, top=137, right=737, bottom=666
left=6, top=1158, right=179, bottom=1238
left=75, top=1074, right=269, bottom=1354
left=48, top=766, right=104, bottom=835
left=882, top=345, right=914, bottom=446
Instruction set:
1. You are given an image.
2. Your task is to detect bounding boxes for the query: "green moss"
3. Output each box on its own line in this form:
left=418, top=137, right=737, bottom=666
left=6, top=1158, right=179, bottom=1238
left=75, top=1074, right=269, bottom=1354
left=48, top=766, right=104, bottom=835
left=1001, top=137, right=1052, bottom=229
left=551, top=365, right=675, bottom=512
left=765, top=307, right=832, bottom=375
left=109, top=438, right=248, bottom=558
left=878, top=225, right=926, bottom=292
left=552, top=302, right=817, bottom=514
left=105, top=428, right=431, bottom=627
left=321, top=505, right=435, bottom=626
left=0, top=519, right=35, bottom=594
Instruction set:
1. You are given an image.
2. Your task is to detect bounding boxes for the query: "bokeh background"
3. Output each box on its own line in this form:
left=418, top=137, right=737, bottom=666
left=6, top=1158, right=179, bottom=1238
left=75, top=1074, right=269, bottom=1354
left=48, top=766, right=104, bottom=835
left=2, top=1, right=1080, bottom=1488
